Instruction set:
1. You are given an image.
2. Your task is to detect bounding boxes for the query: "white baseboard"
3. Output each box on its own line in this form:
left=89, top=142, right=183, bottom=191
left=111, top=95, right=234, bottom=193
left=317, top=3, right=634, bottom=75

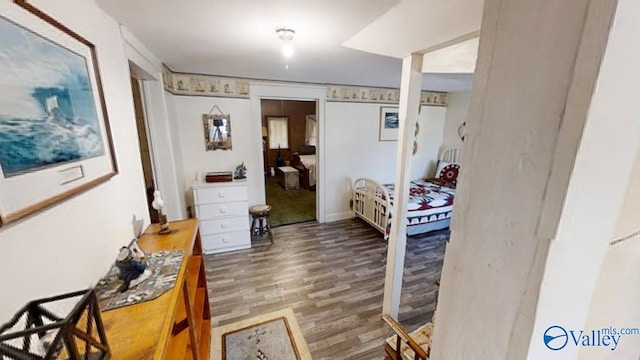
left=325, top=211, right=353, bottom=223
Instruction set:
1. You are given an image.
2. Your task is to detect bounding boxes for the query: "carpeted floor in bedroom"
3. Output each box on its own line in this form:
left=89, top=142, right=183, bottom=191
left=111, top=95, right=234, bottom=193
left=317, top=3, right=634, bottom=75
left=265, top=176, right=316, bottom=226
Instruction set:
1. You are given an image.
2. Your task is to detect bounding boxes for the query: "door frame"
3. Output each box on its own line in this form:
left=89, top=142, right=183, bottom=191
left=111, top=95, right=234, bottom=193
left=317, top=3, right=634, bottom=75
left=122, top=27, right=186, bottom=220
left=250, top=83, right=326, bottom=223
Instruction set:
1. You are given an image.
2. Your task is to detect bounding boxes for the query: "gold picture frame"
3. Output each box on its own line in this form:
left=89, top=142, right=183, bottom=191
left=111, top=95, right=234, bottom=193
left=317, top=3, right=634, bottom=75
left=203, top=114, right=232, bottom=151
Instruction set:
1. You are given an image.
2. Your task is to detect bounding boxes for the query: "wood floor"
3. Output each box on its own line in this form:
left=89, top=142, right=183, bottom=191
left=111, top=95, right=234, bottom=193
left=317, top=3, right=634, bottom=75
left=205, top=219, right=448, bottom=359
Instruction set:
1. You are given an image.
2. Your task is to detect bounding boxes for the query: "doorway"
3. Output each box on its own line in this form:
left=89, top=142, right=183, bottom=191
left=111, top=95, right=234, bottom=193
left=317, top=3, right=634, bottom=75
left=130, top=76, right=159, bottom=223
left=261, top=99, right=317, bottom=226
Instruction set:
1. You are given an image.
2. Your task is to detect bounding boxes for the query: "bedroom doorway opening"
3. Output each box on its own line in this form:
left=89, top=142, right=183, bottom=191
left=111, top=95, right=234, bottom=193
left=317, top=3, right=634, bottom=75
left=261, top=99, right=318, bottom=226
left=129, top=75, right=159, bottom=223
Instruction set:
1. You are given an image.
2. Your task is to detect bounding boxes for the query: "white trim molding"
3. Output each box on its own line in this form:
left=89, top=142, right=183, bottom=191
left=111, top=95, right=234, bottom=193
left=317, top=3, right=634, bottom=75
left=249, top=83, right=327, bottom=223
left=325, top=211, right=354, bottom=223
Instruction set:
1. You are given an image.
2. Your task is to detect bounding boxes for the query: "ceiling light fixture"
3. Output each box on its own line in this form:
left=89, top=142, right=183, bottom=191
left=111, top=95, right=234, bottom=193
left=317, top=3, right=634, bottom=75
left=282, top=44, right=294, bottom=58
left=276, top=28, right=295, bottom=59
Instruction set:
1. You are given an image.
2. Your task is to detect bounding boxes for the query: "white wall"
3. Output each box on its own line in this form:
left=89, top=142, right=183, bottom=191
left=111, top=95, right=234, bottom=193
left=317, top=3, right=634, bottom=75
left=108, top=23, right=186, bottom=222
left=431, top=0, right=609, bottom=358
left=164, top=93, right=188, bottom=216
left=0, top=0, right=148, bottom=319
left=528, top=0, right=640, bottom=357
left=442, top=91, right=471, bottom=149
left=121, top=27, right=186, bottom=220
left=324, top=102, right=446, bottom=220
left=168, top=96, right=258, bottom=208
left=580, top=148, right=640, bottom=360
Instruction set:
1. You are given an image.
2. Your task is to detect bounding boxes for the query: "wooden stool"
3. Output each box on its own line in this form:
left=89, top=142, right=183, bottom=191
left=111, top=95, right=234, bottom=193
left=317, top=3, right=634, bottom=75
left=249, top=204, right=273, bottom=243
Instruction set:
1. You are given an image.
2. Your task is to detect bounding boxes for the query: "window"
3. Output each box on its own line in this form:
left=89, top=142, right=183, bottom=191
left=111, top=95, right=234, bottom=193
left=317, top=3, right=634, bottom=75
left=305, top=114, right=317, bottom=146
left=268, top=116, right=289, bottom=149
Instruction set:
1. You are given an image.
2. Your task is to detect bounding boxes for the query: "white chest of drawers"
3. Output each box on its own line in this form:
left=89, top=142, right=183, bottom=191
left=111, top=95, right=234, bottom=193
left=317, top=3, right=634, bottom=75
left=192, top=180, right=250, bottom=254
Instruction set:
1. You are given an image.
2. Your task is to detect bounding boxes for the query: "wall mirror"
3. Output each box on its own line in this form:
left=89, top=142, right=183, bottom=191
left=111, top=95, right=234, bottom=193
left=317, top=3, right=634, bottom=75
left=202, top=114, right=232, bottom=151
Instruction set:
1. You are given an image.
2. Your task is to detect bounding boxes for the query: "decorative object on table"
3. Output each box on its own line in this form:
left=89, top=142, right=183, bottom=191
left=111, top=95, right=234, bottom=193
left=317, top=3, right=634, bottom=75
left=0, top=1, right=117, bottom=227
left=233, top=162, right=247, bottom=180
left=95, top=250, right=184, bottom=311
left=114, top=239, right=152, bottom=293
left=210, top=308, right=312, bottom=360
left=203, top=104, right=232, bottom=151
left=379, top=106, right=400, bottom=141
left=205, top=171, right=233, bottom=183
left=151, top=191, right=171, bottom=234
left=131, top=215, right=145, bottom=239
left=0, top=289, right=110, bottom=360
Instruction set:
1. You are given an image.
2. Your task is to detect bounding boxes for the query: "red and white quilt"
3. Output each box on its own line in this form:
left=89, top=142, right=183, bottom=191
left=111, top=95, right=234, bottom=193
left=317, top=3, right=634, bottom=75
left=384, top=179, right=455, bottom=227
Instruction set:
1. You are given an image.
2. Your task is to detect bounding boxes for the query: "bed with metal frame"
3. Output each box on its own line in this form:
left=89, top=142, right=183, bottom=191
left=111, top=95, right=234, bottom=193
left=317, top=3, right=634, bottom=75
left=352, top=147, right=461, bottom=239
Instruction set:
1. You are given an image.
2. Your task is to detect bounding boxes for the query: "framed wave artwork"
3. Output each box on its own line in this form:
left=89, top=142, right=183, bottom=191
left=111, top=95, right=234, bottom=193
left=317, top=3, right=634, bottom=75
left=379, top=106, right=399, bottom=141
left=0, top=1, right=117, bottom=226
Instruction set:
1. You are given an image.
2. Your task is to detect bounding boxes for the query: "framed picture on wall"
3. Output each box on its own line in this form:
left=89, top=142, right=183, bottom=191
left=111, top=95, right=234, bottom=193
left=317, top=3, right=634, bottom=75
left=203, top=114, right=232, bottom=151
left=0, top=1, right=118, bottom=226
left=379, top=106, right=399, bottom=141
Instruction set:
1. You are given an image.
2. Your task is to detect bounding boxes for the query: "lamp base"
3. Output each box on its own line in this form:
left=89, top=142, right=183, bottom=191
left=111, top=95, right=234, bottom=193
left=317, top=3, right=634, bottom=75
left=159, top=214, right=170, bottom=234
left=158, top=227, right=172, bottom=235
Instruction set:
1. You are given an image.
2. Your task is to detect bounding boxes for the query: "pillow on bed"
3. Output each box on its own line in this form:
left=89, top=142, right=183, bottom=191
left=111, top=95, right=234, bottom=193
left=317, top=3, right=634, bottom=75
left=434, top=161, right=460, bottom=186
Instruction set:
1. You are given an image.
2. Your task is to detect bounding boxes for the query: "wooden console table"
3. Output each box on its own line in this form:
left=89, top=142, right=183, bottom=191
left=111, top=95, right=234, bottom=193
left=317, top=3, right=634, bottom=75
left=100, top=219, right=211, bottom=359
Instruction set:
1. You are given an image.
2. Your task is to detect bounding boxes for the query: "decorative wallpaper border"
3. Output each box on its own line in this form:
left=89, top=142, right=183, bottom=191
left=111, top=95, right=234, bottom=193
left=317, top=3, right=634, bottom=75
left=162, top=65, right=448, bottom=107
left=326, top=85, right=447, bottom=106
left=162, top=66, right=250, bottom=99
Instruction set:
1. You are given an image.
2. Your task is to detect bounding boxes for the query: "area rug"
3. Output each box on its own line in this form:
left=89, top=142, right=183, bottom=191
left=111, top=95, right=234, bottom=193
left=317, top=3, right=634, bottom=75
left=211, top=308, right=312, bottom=360
left=95, top=250, right=183, bottom=311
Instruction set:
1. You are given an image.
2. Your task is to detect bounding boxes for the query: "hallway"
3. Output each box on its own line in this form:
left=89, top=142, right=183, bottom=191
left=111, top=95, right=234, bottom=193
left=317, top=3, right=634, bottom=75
left=205, top=219, right=448, bottom=359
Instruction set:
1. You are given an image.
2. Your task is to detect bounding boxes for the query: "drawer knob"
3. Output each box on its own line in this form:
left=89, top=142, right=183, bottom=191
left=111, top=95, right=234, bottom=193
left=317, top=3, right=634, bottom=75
left=222, top=237, right=228, bottom=243
left=221, top=223, right=228, bottom=229
left=219, top=208, right=227, bottom=214
left=218, top=192, right=225, bottom=198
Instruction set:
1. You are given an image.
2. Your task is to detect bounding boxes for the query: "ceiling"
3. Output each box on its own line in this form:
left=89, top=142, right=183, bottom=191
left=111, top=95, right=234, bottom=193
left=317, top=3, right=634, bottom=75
left=343, top=0, right=483, bottom=59
left=97, top=0, right=475, bottom=91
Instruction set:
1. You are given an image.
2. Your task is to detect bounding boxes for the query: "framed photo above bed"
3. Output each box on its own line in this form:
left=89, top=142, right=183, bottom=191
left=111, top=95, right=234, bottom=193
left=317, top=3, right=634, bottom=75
left=0, top=1, right=117, bottom=226
left=379, top=106, right=399, bottom=141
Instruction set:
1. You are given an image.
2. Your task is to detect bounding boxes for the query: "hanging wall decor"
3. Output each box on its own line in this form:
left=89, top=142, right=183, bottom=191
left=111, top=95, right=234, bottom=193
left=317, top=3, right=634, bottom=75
left=0, top=1, right=117, bottom=226
left=202, top=105, right=232, bottom=151
left=379, top=106, right=399, bottom=141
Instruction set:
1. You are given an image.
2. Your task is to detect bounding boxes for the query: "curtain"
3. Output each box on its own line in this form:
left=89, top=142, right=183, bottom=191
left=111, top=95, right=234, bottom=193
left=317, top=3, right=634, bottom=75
left=305, top=115, right=317, bottom=146
left=268, top=117, right=289, bottom=149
